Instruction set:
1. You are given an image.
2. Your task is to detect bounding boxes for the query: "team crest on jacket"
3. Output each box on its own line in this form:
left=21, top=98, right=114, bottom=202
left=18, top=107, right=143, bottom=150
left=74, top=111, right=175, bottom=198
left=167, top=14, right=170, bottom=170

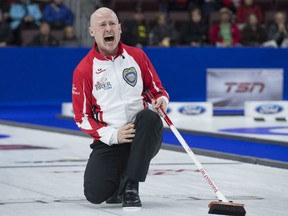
left=123, top=67, right=137, bottom=87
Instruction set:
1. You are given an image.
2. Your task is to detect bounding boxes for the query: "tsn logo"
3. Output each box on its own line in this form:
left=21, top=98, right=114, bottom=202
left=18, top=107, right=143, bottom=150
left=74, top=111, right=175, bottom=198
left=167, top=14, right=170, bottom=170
left=225, top=82, right=265, bottom=93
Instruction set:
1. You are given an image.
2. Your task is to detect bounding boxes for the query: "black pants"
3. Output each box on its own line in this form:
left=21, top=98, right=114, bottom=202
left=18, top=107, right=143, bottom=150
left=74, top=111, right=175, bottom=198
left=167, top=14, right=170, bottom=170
left=84, top=109, right=163, bottom=204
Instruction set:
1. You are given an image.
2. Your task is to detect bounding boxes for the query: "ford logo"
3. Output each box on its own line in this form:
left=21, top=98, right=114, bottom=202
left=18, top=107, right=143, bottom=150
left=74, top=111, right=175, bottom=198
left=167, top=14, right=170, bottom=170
left=179, top=105, right=206, bottom=115
left=255, top=104, right=283, bottom=114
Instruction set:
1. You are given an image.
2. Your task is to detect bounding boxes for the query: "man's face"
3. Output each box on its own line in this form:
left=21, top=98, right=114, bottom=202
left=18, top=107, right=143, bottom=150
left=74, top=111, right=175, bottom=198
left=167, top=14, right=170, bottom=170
left=158, top=14, right=166, bottom=25
left=220, top=13, right=230, bottom=23
left=89, top=9, right=122, bottom=56
left=191, top=11, right=201, bottom=23
left=275, top=13, right=286, bottom=25
left=40, top=23, right=50, bottom=35
left=248, top=14, right=257, bottom=25
left=64, top=26, right=74, bottom=39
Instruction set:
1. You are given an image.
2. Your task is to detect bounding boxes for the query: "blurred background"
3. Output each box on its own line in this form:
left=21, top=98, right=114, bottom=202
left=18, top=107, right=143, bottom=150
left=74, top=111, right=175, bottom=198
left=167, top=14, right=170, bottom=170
left=0, top=0, right=287, bottom=116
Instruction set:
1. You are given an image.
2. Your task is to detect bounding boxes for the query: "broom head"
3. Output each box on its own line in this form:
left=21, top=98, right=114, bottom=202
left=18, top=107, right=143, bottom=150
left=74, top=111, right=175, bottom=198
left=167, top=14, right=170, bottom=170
left=208, top=201, right=246, bottom=216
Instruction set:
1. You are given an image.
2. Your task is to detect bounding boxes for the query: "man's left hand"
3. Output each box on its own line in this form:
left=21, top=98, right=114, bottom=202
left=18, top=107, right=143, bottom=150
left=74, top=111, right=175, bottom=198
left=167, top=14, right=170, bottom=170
left=152, top=97, right=167, bottom=114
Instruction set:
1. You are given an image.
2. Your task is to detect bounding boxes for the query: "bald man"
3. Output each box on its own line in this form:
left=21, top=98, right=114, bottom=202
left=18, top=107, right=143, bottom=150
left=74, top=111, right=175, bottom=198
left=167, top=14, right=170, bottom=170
left=72, top=7, right=169, bottom=209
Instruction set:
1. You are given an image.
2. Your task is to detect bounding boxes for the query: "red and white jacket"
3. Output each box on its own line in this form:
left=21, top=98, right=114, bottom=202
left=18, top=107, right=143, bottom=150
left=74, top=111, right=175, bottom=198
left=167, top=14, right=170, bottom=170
left=72, top=42, right=169, bottom=145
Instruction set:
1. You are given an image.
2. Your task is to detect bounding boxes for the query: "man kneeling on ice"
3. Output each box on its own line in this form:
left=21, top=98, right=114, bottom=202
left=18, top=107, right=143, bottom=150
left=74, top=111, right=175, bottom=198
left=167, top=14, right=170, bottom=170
left=72, top=7, right=169, bottom=209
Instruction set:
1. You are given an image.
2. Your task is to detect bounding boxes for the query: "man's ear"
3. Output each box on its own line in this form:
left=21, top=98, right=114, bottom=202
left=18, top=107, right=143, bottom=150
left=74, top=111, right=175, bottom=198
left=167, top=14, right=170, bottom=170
left=89, top=27, right=94, bottom=37
left=119, top=23, right=122, bottom=34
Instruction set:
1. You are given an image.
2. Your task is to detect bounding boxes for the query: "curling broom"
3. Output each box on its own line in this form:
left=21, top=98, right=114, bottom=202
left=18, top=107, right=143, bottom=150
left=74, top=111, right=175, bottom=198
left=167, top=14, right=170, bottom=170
left=145, top=90, right=246, bottom=216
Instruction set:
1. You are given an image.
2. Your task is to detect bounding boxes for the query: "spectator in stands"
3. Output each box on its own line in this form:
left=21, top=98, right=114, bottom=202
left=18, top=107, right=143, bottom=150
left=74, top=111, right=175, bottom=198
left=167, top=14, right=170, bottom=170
left=181, top=8, right=208, bottom=46
left=236, top=0, right=263, bottom=25
left=149, top=12, right=178, bottom=47
left=9, top=0, right=42, bottom=29
left=43, top=0, right=74, bottom=29
left=241, top=13, right=266, bottom=46
left=209, top=7, right=241, bottom=47
left=28, top=22, right=59, bottom=46
left=121, top=10, right=148, bottom=47
left=0, top=9, right=13, bottom=47
left=61, top=25, right=81, bottom=47
left=267, top=11, right=288, bottom=47
left=8, top=0, right=42, bottom=45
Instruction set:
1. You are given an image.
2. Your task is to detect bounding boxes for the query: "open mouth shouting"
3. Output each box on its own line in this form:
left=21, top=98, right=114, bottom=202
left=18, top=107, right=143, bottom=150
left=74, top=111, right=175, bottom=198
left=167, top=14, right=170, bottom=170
left=104, top=35, right=115, bottom=44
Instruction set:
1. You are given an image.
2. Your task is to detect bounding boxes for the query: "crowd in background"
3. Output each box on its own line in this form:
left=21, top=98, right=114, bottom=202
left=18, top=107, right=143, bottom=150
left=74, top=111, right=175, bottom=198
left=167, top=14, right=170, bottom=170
left=0, top=0, right=79, bottom=47
left=0, top=0, right=288, bottom=48
left=120, top=0, right=288, bottom=48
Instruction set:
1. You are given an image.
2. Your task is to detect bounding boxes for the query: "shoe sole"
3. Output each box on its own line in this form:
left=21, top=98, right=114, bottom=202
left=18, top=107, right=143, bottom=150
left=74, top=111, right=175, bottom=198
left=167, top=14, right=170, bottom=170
left=122, top=206, right=142, bottom=211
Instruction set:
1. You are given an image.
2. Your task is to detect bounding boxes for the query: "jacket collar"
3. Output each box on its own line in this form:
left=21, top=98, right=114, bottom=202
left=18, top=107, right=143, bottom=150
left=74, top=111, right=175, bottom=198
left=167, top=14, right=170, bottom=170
left=92, top=42, right=124, bottom=61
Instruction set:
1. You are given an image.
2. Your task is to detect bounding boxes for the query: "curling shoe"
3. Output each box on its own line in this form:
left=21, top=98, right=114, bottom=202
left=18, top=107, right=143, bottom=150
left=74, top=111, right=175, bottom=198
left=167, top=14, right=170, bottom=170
left=122, top=179, right=142, bottom=210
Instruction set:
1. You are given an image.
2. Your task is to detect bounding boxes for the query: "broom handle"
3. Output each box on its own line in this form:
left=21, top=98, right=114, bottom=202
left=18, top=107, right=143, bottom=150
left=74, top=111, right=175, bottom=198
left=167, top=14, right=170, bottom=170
left=146, top=91, right=228, bottom=203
